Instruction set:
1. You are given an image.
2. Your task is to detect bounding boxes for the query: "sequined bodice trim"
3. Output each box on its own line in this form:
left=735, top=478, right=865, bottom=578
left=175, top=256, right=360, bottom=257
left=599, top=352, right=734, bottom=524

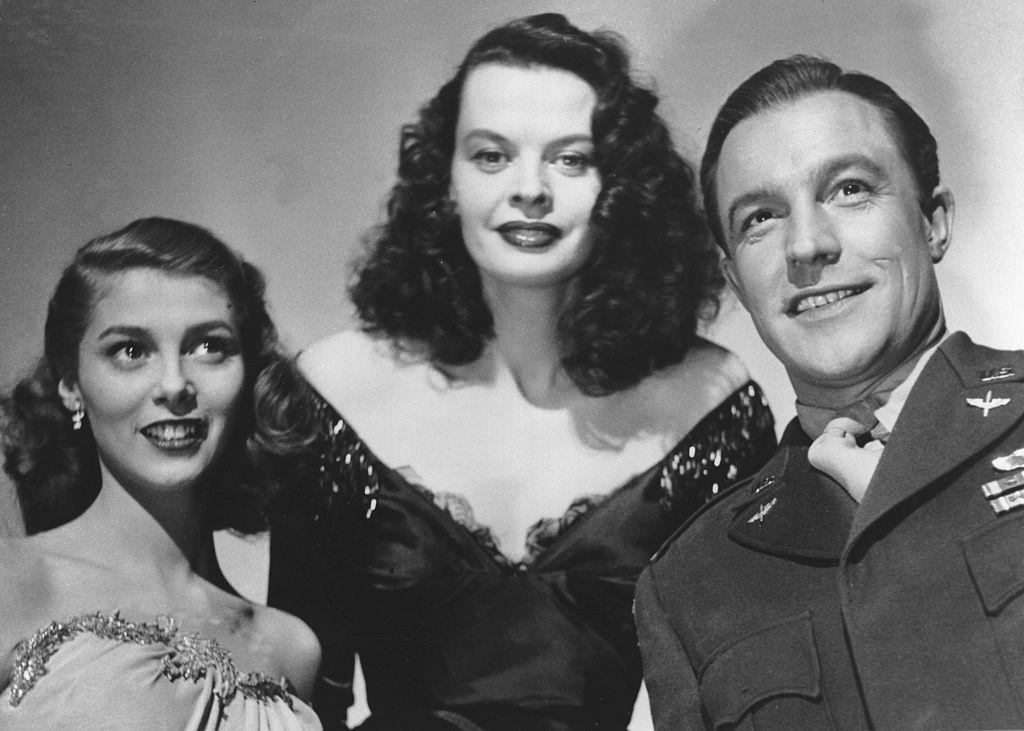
left=309, top=382, right=774, bottom=567
left=7, top=613, right=296, bottom=710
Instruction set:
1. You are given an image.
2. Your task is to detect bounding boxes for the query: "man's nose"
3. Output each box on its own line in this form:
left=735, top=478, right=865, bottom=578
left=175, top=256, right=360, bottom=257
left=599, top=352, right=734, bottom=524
left=785, top=204, right=841, bottom=287
left=509, top=162, right=552, bottom=218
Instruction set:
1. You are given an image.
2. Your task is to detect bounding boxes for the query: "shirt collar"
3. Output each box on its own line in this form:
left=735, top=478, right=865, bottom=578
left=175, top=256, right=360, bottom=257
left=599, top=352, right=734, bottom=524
left=794, top=327, right=949, bottom=438
left=873, top=336, right=946, bottom=433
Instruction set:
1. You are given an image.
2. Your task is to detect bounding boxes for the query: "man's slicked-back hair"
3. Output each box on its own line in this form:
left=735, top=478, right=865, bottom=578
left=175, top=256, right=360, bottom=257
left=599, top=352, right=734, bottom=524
left=700, top=54, right=940, bottom=253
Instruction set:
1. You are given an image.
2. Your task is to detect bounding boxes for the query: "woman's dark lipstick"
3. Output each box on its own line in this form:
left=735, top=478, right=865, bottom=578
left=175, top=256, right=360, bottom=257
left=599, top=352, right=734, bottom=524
left=140, top=419, right=207, bottom=451
left=496, top=221, right=562, bottom=249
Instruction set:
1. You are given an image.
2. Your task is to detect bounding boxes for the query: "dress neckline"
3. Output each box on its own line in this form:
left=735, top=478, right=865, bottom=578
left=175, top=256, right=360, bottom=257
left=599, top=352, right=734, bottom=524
left=6, top=612, right=298, bottom=709
left=315, top=381, right=760, bottom=571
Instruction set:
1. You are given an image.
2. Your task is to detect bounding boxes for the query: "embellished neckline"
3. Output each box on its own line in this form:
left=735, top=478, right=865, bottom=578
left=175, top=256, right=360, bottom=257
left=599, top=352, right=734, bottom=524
left=314, top=381, right=769, bottom=570
left=7, top=612, right=297, bottom=710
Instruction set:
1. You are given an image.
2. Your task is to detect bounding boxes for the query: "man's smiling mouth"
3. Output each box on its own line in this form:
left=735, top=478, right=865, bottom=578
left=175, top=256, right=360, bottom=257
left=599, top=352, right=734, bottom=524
left=791, top=287, right=868, bottom=315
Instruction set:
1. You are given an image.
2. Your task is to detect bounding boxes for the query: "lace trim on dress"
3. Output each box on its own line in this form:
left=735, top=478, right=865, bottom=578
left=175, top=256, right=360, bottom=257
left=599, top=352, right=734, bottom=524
left=7, top=612, right=297, bottom=710
left=522, top=494, right=608, bottom=566
left=311, top=381, right=775, bottom=566
left=408, top=486, right=513, bottom=569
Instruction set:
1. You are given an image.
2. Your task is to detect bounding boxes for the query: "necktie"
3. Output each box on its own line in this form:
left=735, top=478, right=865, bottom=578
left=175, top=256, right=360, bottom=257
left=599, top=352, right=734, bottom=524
left=808, top=416, right=884, bottom=502
left=834, top=397, right=891, bottom=445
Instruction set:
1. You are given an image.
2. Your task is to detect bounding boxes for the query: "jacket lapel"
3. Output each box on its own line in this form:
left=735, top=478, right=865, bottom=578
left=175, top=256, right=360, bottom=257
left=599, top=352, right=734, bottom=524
left=847, top=332, right=1024, bottom=549
left=729, top=420, right=858, bottom=562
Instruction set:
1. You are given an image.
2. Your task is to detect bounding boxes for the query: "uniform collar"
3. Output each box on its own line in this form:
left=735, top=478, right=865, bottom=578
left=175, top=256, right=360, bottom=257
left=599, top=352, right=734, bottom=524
left=873, top=337, right=944, bottom=434
left=847, top=332, right=1024, bottom=549
left=729, top=333, right=1024, bottom=563
left=728, top=420, right=857, bottom=563
left=795, top=323, right=947, bottom=438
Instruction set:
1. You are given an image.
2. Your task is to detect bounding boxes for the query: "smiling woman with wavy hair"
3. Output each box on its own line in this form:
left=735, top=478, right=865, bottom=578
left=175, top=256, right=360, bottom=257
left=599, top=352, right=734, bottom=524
left=0, top=218, right=322, bottom=728
left=269, top=14, right=776, bottom=729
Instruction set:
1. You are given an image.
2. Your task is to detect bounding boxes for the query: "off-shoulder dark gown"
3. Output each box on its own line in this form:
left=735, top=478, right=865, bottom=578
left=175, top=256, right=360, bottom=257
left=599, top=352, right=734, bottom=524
left=269, top=383, right=775, bottom=730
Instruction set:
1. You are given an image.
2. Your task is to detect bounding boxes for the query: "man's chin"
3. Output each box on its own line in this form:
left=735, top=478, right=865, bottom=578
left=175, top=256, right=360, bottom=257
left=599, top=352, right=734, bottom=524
left=786, top=347, right=892, bottom=394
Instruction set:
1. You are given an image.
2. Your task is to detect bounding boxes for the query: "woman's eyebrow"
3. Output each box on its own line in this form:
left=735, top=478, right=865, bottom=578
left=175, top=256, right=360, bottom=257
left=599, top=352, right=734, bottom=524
left=459, top=129, right=511, bottom=145
left=184, top=320, right=237, bottom=336
left=96, top=325, right=150, bottom=340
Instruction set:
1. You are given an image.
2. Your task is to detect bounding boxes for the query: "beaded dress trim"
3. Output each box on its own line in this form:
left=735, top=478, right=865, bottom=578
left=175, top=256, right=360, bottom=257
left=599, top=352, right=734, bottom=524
left=658, top=383, right=775, bottom=518
left=310, top=382, right=774, bottom=566
left=7, top=612, right=296, bottom=710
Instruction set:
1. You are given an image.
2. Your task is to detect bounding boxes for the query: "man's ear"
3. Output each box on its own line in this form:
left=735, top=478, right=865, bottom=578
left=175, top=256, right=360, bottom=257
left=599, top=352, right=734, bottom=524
left=57, top=378, right=82, bottom=412
left=721, top=256, right=748, bottom=309
left=923, top=185, right=954, bottom=263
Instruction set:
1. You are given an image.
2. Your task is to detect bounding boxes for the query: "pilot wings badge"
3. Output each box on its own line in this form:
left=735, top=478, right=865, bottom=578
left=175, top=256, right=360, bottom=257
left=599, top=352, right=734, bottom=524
left=993, top=447, right=1024, bottom=472
left=967, top=390, right=1010, bottom=417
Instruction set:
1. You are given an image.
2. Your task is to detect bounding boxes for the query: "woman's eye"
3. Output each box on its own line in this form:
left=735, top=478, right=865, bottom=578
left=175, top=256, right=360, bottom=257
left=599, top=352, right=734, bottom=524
left=108, top=342, right=148, bottom=368
left=471, top=149, right=509, bottom=172
left=191, top=337, right=237, bottom=363
left=551, top=152, right=590, bottom=176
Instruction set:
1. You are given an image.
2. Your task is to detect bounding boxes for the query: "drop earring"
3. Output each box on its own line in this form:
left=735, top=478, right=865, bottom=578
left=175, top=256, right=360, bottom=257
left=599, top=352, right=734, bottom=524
left=71, top=404, right=85, bottom=431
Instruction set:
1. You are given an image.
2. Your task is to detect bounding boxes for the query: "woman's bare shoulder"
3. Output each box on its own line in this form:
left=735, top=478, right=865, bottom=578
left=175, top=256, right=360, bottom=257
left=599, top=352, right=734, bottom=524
left=252, top=604, right=321, bottom=701
left=583, top=341, right=753, bottom=450
left=645, top=339, right=751, bottom=409
left=0, top=537, right=50, bottom=604
left=298, top=329, right=431, bottom=417
left=0, top=538, right=56, bottom=659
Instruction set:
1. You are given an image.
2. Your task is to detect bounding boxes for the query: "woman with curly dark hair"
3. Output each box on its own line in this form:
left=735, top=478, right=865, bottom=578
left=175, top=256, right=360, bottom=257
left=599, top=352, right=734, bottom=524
left=269, top=14, right=776, bottom=730
left=0, top=218, right=321, bottom=728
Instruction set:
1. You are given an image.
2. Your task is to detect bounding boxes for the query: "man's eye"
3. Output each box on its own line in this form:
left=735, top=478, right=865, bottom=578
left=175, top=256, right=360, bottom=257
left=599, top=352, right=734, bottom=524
left=742, top=210, right=775, bottom=231
left=834, top=180, right=872, bottom=202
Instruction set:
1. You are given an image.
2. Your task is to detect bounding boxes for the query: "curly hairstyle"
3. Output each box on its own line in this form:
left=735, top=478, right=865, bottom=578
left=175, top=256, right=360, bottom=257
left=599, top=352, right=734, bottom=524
left=0, top=217, right=309, bottom=534
left=351, top=13, right=721, bottom=396
left=700, top=54, right=941, bottom=253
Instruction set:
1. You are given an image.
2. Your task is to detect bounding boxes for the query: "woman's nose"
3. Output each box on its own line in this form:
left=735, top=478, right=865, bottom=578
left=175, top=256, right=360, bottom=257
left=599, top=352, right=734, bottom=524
left=152, top=361, right=197, bottom=415
left=509, top=162, right=552, bottom=218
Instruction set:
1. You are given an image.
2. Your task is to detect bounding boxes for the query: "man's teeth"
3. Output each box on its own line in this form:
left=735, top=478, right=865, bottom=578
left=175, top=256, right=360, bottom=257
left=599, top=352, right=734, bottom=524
left=795, top=289, right=858, bottom=313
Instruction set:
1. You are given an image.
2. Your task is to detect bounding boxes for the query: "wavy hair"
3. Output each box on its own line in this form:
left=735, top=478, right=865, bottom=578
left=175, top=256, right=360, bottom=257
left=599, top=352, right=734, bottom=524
left=351, top=13, right=721, bottom=395
left=700, top=54, right=941, bottom=253
left=0, top=218, right=309, bottom=533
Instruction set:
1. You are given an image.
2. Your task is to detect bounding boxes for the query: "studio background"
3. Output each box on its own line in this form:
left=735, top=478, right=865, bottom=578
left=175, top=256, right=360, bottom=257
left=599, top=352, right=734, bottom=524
left=3, top=1, right=1023, bottom=728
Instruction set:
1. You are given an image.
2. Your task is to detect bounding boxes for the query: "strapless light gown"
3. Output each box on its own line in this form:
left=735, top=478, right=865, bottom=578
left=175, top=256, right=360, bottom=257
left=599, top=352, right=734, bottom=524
left=1, top=612, right=321, bottom=730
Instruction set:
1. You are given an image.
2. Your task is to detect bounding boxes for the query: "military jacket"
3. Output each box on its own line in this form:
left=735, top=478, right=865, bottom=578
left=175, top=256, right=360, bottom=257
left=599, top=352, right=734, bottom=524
left=636, top=332, right=1024, bottom=729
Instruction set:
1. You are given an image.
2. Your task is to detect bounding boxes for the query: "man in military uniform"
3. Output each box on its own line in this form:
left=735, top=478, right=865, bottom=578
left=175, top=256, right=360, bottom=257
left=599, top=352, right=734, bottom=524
left=636, top=55, right=1024, bottom=729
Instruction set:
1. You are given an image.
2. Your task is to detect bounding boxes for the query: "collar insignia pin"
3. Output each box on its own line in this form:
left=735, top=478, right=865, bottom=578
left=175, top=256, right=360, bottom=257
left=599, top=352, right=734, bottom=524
left=967, top=390, right=1010, bottom=417
left=980, top=366, right=1016, bottom=382
left=747, top=497, right=777, bottom=524
left=993, top=448, right=1024, bottom=472
left=752, top=475, right=776, bottom=494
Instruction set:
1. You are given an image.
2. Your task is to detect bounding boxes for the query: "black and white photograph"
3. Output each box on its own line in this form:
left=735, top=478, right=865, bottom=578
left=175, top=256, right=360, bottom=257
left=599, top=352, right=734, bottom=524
left=1, top=2, right=1023, bottom=728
